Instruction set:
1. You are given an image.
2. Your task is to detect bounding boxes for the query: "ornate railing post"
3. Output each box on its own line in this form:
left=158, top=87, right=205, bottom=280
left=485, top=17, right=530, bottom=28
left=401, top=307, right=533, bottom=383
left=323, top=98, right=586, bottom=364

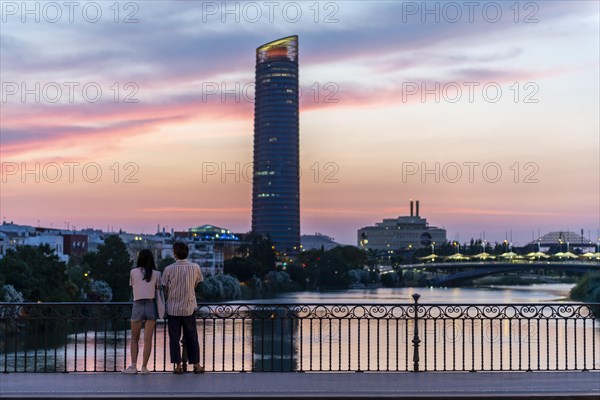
left=412, top=293, right=421, bottom=372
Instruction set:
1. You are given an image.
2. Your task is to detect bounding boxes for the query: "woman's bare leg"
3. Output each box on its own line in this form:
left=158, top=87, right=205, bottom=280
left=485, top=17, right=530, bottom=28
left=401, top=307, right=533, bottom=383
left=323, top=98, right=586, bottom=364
left=142, top=320, right=156, bottom=369
left=130, top=320, right=142, bottom=367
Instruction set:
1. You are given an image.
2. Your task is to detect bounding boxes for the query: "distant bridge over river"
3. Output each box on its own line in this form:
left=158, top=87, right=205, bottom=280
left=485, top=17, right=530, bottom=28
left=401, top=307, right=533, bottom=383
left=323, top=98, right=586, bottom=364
left=398, top=261, right=599, bottom=286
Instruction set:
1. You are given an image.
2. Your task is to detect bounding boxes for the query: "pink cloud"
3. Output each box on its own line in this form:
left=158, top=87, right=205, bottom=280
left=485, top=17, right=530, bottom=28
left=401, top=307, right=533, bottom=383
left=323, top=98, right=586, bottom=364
left=139, top=207, right=249, bottom=213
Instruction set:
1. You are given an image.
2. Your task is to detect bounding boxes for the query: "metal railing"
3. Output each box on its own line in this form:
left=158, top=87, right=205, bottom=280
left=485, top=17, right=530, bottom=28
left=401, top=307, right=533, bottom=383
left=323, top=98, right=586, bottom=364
left=1, top=295, right=598, bottom=373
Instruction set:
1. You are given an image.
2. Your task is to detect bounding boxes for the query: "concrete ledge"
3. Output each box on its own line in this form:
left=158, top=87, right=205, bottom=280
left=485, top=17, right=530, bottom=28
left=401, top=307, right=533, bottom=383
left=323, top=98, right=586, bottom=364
left=1, top=371, right=599, bottom=399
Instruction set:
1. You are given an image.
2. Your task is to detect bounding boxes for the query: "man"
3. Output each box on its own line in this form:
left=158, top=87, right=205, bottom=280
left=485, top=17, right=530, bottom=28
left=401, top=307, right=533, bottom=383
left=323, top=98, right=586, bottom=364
left=162, top=241, right=204, bottom=374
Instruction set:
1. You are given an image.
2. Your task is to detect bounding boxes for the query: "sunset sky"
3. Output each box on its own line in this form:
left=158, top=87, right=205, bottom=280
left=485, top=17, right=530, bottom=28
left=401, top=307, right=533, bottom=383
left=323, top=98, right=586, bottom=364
left=1, top=1, right=599, bottom=246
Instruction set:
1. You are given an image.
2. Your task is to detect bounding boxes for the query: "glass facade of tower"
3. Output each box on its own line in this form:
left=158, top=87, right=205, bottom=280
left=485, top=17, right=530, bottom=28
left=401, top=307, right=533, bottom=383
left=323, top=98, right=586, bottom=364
left=252, top=36, right=300, bottom=252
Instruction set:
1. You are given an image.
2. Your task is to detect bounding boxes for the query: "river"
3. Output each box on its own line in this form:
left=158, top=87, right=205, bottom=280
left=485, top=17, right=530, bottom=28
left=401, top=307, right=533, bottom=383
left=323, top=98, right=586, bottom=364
left=257, top=283, right=576, bottom=304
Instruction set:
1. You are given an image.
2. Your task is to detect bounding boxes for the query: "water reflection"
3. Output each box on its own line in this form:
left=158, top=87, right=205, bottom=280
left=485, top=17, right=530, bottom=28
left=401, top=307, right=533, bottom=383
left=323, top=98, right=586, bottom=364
left=260, top=284, right=576, bottom=304
left=252, top=307, right=297, bottom=371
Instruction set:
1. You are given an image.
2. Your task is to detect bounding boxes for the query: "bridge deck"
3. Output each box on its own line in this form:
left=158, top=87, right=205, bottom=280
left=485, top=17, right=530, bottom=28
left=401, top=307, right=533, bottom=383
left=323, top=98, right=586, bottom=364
left=1, top=371, right=598, bottom=399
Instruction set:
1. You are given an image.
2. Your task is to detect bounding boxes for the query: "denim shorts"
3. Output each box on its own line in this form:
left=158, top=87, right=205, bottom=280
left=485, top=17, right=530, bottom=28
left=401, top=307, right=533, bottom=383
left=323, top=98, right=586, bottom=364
left=131, top=299, right=157, bottom=321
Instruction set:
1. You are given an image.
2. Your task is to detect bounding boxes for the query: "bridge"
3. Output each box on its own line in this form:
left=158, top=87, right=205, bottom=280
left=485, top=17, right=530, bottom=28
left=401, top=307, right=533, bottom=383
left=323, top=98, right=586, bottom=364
left=398, top=262, right=600, bottom=286
left=0, top=299, right=598, bottom=399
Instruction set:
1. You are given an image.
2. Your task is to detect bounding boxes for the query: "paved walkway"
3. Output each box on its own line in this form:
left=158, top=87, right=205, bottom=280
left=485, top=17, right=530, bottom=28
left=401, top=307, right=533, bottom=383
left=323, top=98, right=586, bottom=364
left=1, top=371, right=599, bottom=399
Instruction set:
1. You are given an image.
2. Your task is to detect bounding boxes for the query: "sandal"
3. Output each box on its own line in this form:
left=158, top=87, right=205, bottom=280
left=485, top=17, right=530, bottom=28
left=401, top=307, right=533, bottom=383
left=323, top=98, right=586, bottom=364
left=173, top=365, right=183, bottom=375
left=193, top=364, right=205, bottom=374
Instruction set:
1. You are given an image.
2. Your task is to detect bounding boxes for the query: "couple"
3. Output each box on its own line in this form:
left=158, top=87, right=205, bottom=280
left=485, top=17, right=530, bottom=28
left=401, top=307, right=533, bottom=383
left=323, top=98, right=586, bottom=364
left=123, top=242, right=204, bottom=374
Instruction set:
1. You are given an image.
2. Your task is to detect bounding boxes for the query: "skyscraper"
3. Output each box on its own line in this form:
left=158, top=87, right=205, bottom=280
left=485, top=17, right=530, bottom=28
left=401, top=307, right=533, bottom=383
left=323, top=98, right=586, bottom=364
left=252, top=36, right=300, bottom=252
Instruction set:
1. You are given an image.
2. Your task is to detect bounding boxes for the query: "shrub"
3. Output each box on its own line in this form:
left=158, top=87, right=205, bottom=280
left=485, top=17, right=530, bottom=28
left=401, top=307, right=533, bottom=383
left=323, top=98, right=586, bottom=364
left=216, top=274, right=241, bottom=300
left=348, top=269, right=369, bottom=284
left=88, top=280, right=113, bottom=302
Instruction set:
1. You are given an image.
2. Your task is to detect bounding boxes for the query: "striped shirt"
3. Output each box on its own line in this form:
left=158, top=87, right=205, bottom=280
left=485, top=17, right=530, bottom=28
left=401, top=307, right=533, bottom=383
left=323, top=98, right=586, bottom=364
left=161, top=259, right=203, bottom=316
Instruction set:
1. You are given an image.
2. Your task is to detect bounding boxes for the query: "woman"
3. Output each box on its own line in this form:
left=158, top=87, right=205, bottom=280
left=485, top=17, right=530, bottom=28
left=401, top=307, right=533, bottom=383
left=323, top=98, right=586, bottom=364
left=122, top=249, right=161, bottom=375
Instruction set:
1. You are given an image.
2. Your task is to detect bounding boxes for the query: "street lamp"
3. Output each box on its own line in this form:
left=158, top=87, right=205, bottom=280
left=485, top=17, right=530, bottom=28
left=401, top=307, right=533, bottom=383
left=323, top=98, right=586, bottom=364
left=453, top=241, right=460, bottom=254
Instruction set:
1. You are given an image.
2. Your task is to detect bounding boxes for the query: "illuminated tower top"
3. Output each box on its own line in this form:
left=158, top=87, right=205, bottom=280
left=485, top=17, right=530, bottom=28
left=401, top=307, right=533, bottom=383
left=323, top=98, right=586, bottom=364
left=257, top=35, right=298, bottom=64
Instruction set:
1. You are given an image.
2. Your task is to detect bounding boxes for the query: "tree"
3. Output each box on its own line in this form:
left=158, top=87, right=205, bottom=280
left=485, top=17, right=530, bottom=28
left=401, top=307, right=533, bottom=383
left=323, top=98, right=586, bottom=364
left=0, top=284, right=24, bottom=302
left=66, top=264, right=87, bottom=299
left=0, top=245, right=78, bottom=302
left=287, top=264, right=310, bottom=289
left=264, top=270, right=292, bottom=293
left=199, top=276, right=223, bottom=301
left=249, top=233, right=277, bottom=278
left=571, top=273, right=600, bottom=303
left=158, top=256, right=175, bottom=272
left=328, top=246, right=368, bottom=269
left=380, top=272, right=400, bottom=287
left=316, top=251, right=352, bottom=289
left=0, top=284, right=25, bottom=318
left=224, top=257, right=260, bottom=282
left=348, top=269, right=369, bottom=284
left=294, top=249, right=322, bottom=289
left=85, top=235, right=132, bottom=301
left=88, top=280, right=113, bottom=302
left=0, top=255, right=30, bottom=298
left=198, top=274, right=241, bottom=301
left=571, top=273, right=600, bottom=317
left=216, top=274, right=241, bottom=300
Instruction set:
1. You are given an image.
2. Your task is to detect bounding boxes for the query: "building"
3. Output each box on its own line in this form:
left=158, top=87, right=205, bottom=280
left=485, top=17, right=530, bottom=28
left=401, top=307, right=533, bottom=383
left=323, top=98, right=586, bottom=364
left=357, top=200, right=447, bottom=250
left=189, top=225, right=238, bottom=241
left=528, top=231, right=597, bottom=252
left=154, top=237, right=224, bottom=278
left=118, top=232, right=168, bottom=265
left=188, top=241, right=224, bottom=277
left=301, top=233, right=340, bottom=251
left=251, top=35, right=300, bottom=253
left=0, top=221, right=36, bottom=236
left=0, top=222, right=70, bottom=262
left=189, top=225, right=242, bottom=260
left=62, top=234, right=88, bottom=259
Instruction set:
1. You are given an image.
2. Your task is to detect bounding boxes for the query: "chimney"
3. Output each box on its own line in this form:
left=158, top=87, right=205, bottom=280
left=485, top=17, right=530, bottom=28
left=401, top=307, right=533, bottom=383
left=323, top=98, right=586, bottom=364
left=416, top=200, right=420, bottom=217
left=410, top=200, right=414, bottom=217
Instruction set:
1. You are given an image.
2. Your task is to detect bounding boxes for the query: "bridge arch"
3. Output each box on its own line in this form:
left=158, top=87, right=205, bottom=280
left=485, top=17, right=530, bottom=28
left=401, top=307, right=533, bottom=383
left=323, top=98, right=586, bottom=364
left=404, top=262, right=600, bottom=286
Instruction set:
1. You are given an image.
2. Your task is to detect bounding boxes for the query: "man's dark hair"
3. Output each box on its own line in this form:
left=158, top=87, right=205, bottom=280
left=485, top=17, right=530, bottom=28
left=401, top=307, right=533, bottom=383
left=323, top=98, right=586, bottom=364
left=172, top=242, right=189, bottom=260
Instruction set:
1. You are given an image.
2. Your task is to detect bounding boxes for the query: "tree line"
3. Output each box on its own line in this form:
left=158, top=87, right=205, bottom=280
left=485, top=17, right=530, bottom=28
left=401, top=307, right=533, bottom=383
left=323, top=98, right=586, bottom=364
left=0, top=235, right=134, bottom=302
left=0, top=234, right=376, bottom=302
left=1, top=234, right=598, bottom=304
